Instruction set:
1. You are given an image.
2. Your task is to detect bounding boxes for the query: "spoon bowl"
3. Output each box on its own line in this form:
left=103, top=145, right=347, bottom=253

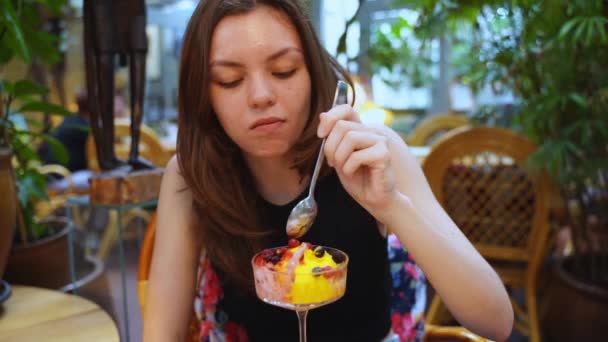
left=286, top=80, right=349, bottom=238
left=285, top=196, right=318, bottom=238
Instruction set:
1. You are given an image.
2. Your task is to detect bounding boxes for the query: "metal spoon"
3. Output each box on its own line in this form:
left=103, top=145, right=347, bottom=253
left=286, top=80, right=349, bottom=238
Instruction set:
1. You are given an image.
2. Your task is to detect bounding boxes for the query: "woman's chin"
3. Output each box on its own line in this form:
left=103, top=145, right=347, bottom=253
left=243, top=144, right=291, bottom=159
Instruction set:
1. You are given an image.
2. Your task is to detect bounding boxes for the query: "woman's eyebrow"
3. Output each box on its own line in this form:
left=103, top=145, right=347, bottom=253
left=266, top=47, right=303, bottom=62
left=210, top=47, right=303, bottom=68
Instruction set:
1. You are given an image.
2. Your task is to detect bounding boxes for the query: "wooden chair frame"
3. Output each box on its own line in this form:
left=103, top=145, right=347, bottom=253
left=407, top=114, right=470, bottom=146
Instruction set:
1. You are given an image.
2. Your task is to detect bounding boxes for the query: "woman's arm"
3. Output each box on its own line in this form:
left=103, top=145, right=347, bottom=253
left=318, top=106, right=513, bottom=341
left=381, top=128, right=513, bottom=341
left=143, top=156, right=203, bottom=342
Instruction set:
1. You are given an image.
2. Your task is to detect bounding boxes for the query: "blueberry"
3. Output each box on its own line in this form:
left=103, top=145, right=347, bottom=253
left=269, top=255, right=281, bottom=264
left=328, top=249, right=346, bottom=264
left=313, top=247, right=325, bottom=258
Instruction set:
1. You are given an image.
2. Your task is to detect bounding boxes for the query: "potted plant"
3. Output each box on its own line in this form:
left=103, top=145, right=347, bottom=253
left=1, top=0, right=75, bottom=289
left=369, top=0, right=608, bottom=340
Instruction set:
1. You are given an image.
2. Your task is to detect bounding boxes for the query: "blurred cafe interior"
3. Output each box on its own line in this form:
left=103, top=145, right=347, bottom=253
left=0, top=0, right=606, bottom=341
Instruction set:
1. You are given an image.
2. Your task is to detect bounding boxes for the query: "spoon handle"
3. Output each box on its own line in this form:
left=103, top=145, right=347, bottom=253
left=308, top=80, right=349, bottom=197
left=308, top=139, right=325, bottom=197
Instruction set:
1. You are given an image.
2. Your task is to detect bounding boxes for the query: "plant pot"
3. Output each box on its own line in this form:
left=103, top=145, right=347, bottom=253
left=541, top=254, right=608, bottom=342
left=0, top=147, right=16, bottom=279
left=4, top=218, right=71, bottom=289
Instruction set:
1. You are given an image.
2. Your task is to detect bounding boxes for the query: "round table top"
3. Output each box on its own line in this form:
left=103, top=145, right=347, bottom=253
left=0, top=285, right=119, bottom=342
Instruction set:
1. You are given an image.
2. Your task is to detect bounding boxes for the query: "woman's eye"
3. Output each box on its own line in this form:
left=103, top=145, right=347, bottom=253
left=217, top=79, right=242, bottom=88
left=273, top=69, right=296, bottom=79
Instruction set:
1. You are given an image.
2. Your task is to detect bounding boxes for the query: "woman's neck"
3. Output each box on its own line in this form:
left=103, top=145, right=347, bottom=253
left=244, top=154, right=307, bottom=206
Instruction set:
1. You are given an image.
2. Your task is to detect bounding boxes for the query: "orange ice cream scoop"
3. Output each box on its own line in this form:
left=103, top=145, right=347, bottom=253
left=288, top=247, right=343, bottom=304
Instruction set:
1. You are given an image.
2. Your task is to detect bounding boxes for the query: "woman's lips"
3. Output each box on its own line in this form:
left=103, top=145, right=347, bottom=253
left=251, top=118, right=285, bottom=132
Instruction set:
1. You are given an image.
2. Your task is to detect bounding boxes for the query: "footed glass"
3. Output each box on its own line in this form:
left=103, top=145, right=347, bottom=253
left=251, top=245, right=348, bottom=342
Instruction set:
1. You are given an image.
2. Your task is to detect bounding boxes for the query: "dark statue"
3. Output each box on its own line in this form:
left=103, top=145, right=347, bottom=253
left=83, top=0, right=153, bottom=171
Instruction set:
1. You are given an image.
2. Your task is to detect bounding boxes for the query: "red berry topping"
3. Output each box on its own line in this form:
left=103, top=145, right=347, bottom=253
left=288, top=239, right=300, bottom=248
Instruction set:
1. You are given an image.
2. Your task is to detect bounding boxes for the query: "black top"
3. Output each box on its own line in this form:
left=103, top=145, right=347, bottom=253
left=217, top=172, right=392, bottom=341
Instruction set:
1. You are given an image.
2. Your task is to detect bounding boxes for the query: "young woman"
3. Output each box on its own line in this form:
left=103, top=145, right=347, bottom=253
left=143, top=1, right=513, bottom=341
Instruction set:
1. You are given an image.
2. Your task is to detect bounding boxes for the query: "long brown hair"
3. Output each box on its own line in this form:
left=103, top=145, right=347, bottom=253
left=176, top=0, right=352, bottom=291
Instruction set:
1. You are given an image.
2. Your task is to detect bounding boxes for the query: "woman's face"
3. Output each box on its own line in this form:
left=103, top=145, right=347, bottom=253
left=208, top=5, right=312, bottom=160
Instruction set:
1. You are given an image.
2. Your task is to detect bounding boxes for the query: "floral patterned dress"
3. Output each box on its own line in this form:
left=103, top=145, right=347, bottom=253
left=189, top=257, right=249, bottom=342
left=190, top=234, right=427, bottom=342
left=387, top=234, right=426, bottom=342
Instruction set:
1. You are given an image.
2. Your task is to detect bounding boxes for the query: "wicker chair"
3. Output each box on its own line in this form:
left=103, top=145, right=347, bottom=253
left=422, top=126, right=552, bottom=342
left=138, top=213, right=488, bottom=342
left=407, top=114, right=470, bottom=146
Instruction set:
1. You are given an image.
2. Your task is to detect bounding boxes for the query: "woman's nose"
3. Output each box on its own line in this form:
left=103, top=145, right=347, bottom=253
left=247, top=75, right=277, bottom=109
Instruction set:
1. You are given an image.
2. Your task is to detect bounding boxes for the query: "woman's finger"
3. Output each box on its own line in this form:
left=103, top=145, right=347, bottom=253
left=324, top=119, right=366, bottom=166
left=317, top=104, right=360, bottom=138
left=333, top=131, right=381, bottom=169
left=341, top=141, right=390, bottom=176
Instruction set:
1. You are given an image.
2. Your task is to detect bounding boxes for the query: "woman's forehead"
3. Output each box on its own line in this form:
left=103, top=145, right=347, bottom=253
left=209, top=5, right=303, bottom=61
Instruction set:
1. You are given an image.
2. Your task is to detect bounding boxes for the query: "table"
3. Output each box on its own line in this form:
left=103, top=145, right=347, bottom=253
left=0, top=285, right=119, bottom=341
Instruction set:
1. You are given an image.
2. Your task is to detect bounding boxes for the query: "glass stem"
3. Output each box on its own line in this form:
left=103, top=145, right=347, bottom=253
left=296, top=310, right=309, bottom=342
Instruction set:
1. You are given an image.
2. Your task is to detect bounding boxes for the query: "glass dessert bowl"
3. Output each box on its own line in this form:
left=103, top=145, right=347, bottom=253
left=251, top=240, right=349, bottom=341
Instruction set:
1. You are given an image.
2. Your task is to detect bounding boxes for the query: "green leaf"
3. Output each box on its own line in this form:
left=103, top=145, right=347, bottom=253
left=11, top=136, right=39, bottom=166
left=0, top=44, right=14, bottom=64
left=25, top=30, right=61, bottom=65
left=584, top=19, right=595, bottom=46
left=559, top=18, right=580, bottom=39
left=25, top=118, right=44, bottom=129
left=14, top=80, right=49, bottom=98
left=573, top=18, right=588, bottom=43
left=0, top=80, right=14, bottom=95
left=0, top=0, right=31, bottom=63
left=16, top=169, right=48, bottom=205
left=18, top=101, right=73, bottom=117
left=597, top=22, right=607, bottom=43
left=569, top=93, right=588, bottom=108
left=40, top=134, right=68, bottom=165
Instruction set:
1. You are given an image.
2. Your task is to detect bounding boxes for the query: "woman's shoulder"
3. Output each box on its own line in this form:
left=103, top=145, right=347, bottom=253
left=165, top=154, right=180, bottom=175
left=163, top=155, right=189, bottom=189
left=159, top=155, right=193, bottom=212
left=156, top=155, right=201, bottom=247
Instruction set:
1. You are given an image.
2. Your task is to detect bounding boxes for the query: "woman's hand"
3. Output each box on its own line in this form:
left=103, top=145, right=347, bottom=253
left=318, top=104, right=399, bottom=220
